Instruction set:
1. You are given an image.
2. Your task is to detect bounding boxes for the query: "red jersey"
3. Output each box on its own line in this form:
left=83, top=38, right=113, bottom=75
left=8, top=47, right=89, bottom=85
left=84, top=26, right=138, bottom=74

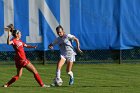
left=11, top=38, right=26, bottom=60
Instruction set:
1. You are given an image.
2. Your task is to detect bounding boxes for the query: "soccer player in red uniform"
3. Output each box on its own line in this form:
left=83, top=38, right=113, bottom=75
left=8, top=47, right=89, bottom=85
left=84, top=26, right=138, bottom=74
left=3, top=28, right=49, bottom=88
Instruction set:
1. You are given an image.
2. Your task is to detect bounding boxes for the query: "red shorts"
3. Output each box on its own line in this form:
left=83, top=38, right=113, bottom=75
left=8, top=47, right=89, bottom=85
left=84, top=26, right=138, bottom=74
left=14, top=57, right=30, bottom=68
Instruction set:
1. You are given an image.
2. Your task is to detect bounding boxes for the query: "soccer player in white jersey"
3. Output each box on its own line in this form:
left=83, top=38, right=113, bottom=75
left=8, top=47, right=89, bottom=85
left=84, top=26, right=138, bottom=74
left=48, top=25, right=82, bottom=85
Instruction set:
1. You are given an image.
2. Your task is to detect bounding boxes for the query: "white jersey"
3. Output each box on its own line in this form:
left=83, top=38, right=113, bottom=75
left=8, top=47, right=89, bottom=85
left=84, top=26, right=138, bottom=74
left=52, top=34, right=76, bottom=57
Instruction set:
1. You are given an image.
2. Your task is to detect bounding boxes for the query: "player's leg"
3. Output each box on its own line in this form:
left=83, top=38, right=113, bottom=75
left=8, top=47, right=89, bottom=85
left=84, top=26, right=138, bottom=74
left=25, top=62, right=45, bottom=87
left=56, top=55, right=66, bottom=79
left=66, top=61, right=74, bottom=85
left=4, top=67, right=23, bottom=87
left=66, top=55, right=75, bottom=85
left=66, top=61, right=74, bottom=76
left=50, top=55, right=66, bottom=86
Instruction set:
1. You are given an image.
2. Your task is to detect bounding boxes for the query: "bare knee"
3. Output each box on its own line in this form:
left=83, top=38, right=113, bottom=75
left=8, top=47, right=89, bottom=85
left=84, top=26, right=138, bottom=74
left=26, top=63, right=38, bottom=74
left=16, top=73, right=22, bottom=78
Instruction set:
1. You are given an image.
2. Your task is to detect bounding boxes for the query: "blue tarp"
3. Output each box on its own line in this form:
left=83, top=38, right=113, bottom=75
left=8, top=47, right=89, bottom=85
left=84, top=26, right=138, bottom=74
left=0, top=0, right=140, bottom=51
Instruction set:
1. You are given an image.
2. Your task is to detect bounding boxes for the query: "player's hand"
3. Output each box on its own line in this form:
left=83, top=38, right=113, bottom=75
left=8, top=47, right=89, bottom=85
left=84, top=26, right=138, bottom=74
left=48, top=44, right=53, bottom=49
left=4, top=27, right=10, bottom=31
left=77, top=48, right=83, bottom=54
left=7, top=29, right=12, bottom=37
left=34, top=46, right=37, bottom=49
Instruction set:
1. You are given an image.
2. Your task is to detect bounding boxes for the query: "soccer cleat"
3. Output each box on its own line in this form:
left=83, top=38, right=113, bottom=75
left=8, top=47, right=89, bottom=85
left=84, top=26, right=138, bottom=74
left=69, top=77, right=74, bottom=85
left=42, top=84, right=50, bottom=88
left=50, top=83, right=56, bottom=87
left=50, top=78, right=57, bottom=87
left=50, top=78, right=63, bottom=87
left=3, top=84, right=8, bottom=88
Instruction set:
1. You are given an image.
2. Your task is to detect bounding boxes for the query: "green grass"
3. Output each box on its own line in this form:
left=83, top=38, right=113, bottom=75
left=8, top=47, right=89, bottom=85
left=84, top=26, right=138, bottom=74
left=1, top=64, right=140, bottom=93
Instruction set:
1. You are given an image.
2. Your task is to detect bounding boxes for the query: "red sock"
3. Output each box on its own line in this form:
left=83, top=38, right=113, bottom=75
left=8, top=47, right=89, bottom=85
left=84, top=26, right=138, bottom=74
left=6, top=75, right=19, bottom=86
left=34, top=73, right=44, bottom=86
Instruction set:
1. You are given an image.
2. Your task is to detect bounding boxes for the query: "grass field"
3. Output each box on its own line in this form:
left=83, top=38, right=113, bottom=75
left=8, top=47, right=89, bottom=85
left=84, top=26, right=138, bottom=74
left=1, top=63, right=140, bottom=93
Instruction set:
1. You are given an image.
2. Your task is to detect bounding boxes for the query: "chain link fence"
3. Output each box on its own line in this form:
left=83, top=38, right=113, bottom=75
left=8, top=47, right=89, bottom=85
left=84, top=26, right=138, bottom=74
left=121, top=48, right=140, bottom=63
left=0, top=48, right=140, bottom=64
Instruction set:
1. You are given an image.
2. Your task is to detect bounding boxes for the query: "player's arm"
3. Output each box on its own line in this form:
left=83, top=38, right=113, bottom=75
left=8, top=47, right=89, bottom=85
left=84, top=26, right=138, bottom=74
left=24, top=44, right=37, bottom=49
left=73, top=37, right=83, bottom=53
left=7, top=30, right=13, bottom=45
left=68, top=34, right=83, bottom=53
left=48, top=39, right=58, bottom=49
left=48, top=43, right=53, bottom=49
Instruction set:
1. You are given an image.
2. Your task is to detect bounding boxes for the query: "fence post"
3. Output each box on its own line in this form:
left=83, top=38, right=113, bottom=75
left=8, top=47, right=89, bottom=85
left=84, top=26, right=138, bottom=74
left=111, top=50, right=121, bottom=64
left=119, top=50, right=121, bottom=64
left=43, top=51, right=46, bottom=65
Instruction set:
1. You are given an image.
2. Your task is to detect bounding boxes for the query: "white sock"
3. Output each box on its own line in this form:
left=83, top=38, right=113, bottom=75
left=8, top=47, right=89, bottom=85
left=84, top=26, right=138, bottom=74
left=68, top=71, right=74, bottom=78
left=56, top=69, right=61, bottom=79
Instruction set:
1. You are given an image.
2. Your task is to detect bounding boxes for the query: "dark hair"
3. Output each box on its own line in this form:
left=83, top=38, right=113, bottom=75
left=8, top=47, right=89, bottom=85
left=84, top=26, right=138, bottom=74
left=12, top=30, right=20, bottom=37
left=56, top=25, right=63, bottom=32
left=7, top=24, right=14, bottom=32
left=7, top=24, right=13, bottom=28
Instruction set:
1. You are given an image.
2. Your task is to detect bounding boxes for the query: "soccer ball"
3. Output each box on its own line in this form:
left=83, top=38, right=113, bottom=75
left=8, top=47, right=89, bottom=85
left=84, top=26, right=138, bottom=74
left=54, top=78, right=63, bottom=86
